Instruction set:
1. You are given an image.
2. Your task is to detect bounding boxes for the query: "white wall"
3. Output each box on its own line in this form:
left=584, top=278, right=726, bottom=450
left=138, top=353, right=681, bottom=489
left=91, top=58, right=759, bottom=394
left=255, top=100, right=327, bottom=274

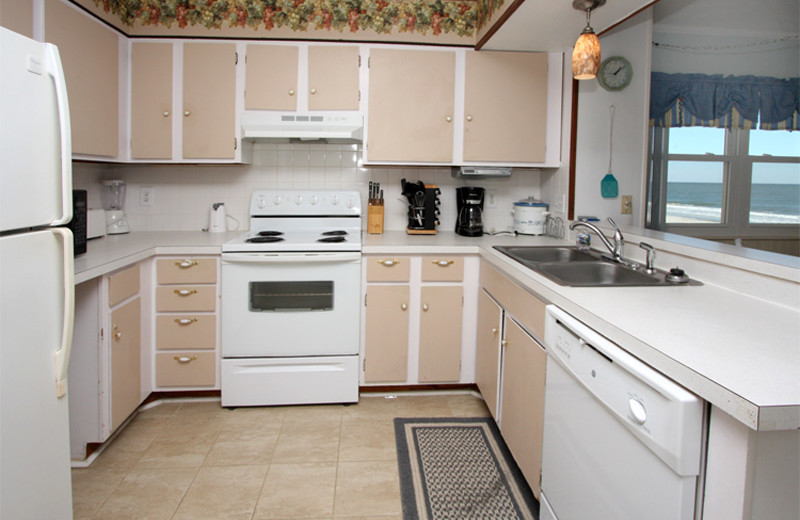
left=73, top=144, right=543, bottom=233
left=572, top=10, right=653, bottom=227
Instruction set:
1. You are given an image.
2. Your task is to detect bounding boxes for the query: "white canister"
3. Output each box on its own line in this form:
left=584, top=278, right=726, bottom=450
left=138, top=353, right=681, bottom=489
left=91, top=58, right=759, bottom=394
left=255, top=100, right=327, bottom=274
left=512, top=198, right=549, bottom=235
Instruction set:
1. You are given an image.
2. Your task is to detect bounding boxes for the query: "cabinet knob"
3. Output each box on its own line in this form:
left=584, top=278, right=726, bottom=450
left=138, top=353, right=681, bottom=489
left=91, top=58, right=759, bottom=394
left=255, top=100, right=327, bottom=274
left=400, top=303, right=408, bottom=311
left=112, top=324, right=122, bottom=340
left=174, top=289, right=198, bottom=296
left=175, top=260, right=199, bottom=269
left=113, top=332, right=122, bottom=340
left=445, top=115, right=452, bottom=123
left=162, top=111, right=170, bottom=118
left=183, top=109, right=191, bottom=117
left=502, top=339, right=508, bottom=347
left=378, top=259, right=399, bottom=267
left=433, top=260, right=454, bottom=267
left=310, top=88, right=317, bottom=95
left=288, top=89, right=296, bottom=96
left=174, top=355, right=198, bottom=364
left=492, top=328, right=498, bottom=335
left=422, top=303, right=429, bottom=312
left=175, top=318, right=198, bottom=326
left=466, top=115, right=473, bottom=122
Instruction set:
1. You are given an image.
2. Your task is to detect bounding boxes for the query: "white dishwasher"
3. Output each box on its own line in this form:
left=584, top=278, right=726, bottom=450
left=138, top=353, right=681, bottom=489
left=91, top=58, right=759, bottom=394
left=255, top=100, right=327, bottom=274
left=541, top=306, right=705, bottom=520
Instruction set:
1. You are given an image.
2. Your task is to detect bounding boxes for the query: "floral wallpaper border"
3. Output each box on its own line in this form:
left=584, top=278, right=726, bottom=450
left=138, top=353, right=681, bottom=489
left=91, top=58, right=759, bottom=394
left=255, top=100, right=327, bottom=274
left=91, top=0, right=504, bottom=39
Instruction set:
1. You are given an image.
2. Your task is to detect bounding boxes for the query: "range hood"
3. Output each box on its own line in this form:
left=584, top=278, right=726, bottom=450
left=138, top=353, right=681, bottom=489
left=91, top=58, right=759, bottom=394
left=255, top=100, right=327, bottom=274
left=241, top=112, right=363, bottom=143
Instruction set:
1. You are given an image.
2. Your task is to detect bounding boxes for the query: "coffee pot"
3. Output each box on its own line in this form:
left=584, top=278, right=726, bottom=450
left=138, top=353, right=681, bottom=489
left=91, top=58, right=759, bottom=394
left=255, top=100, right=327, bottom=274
left=455, top=187, right=484, bottom=237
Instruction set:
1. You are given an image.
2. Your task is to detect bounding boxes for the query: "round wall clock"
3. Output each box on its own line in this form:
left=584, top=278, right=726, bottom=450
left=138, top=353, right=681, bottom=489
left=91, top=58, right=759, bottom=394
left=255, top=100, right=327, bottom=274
left=597, top=56, right=633, bottom=91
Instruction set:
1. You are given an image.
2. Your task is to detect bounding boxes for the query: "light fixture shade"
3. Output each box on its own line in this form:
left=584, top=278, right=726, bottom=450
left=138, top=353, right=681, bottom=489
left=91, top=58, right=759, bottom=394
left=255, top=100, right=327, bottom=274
left=572, top=31, right=601, bottom=80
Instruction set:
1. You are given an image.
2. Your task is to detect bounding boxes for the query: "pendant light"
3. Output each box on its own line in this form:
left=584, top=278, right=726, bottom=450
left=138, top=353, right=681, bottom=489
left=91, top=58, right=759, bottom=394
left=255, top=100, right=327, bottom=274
left=572, top=0, right=605, bottom=80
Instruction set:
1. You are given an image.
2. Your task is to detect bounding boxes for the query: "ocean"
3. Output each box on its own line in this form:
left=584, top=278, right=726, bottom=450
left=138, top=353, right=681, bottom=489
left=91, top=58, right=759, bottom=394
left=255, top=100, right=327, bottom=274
left=666, top=182, right=800, bottom=224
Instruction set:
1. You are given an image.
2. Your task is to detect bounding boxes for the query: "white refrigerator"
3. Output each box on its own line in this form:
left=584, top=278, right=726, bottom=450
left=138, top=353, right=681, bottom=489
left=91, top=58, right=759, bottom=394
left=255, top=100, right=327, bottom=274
left=0, top=27, right=75, bottom=519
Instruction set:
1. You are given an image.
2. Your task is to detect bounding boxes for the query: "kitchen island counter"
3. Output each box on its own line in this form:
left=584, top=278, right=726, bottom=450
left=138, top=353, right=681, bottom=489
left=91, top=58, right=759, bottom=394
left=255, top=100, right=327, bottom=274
left=365, top=230, right=800, bottom=432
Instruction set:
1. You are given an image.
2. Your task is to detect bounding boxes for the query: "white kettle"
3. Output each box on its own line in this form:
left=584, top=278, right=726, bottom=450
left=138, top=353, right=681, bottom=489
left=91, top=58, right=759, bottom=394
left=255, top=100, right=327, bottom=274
left=208, top=202, right=227, bottom=233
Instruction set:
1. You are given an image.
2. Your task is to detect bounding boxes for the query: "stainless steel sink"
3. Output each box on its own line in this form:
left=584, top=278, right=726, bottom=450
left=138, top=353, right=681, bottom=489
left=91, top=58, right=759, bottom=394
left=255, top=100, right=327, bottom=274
left=494, top=246, right=699, bottom=287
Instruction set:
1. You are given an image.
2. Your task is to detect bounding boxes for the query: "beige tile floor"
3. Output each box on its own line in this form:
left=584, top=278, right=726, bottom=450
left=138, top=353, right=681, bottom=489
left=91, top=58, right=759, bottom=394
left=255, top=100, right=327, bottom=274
left=72, top=392, right=490, bottom=520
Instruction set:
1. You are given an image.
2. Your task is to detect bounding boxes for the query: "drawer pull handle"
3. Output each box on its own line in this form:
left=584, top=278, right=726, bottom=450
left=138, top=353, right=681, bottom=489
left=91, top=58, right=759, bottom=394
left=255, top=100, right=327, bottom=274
left=174, top=289, right=198, bottom=296
left=174, top=356, right=198, bottom=364
left=422, top=303, right=429, bottom=312
left=175, top=260, right=199, bottom=269
left=433, top=260, right=454, bottom=267
left=400, top=303, right=408, bottom=311
left=175, top=318, right=198, bottom=326
left=378, top=259, right=399, bottom=267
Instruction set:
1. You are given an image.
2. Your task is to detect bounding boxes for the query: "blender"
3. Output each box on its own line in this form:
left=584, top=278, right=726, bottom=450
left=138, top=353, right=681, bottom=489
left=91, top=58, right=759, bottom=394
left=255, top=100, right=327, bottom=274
left=102, top=180, right=130, bottom=234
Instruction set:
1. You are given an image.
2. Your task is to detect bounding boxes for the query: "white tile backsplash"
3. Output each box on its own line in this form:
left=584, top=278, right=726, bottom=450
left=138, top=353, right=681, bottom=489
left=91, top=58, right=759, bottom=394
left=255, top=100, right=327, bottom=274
left=73, top=143, right=545, bottom=233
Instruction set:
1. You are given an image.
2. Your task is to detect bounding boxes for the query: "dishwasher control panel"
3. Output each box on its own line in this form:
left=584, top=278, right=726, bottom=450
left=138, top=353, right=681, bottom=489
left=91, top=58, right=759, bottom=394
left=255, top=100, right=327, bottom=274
left=544, top=306, right=704, bottom=477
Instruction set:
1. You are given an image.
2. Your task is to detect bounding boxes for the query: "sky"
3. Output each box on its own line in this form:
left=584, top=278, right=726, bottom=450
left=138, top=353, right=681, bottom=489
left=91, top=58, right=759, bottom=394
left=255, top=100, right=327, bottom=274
left=667, top=127, right=800, bottom=184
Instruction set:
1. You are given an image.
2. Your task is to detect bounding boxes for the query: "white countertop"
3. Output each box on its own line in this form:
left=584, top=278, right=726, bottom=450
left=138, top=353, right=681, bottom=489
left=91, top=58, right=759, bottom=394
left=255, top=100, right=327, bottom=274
left=76, top=230, right=800, bottom=431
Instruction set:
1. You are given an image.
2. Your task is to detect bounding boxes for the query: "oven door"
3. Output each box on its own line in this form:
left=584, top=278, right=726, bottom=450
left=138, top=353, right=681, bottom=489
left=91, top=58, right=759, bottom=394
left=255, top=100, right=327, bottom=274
left=221, top=252, right=361, bottom=357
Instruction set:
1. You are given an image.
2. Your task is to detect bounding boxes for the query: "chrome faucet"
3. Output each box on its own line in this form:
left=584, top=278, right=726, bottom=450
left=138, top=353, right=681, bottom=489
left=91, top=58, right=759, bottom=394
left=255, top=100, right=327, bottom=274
left=570, top=218, right=626, bottom=263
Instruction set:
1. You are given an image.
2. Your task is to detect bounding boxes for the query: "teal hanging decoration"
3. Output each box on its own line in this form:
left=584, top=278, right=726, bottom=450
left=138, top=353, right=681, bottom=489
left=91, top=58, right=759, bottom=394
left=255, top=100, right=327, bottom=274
left=601, top=105, right=619, bottom=199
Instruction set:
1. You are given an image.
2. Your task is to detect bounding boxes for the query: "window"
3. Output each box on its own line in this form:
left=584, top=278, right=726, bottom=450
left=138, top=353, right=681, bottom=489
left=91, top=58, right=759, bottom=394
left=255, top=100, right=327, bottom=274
left=647, top=127, right=800, bottom=241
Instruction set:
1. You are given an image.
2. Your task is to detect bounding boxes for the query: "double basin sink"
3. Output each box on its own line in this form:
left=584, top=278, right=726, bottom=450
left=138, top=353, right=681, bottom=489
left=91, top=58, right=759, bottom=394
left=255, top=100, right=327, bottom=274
left=494, top=246, right=699, bottom=287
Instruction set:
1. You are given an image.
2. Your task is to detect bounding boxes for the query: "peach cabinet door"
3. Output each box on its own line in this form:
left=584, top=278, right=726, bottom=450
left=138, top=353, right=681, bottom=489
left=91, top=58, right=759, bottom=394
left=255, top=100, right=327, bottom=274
left=45, top=0, right=118, bottom=157
left=463, top=51, right=548, bottom=163
left=131, top=42, right=172, bottom=159
left=500, top=315, right=546, bottom=498
left=475, top=289, right=502, bottom=420
left=364, top=285, right=409, bottom=383
left=245, top=45, right=298, bottom=110
left=418, top=286, right=463, bottom=383
left=367, top=48, right=455, bottom=162
left=110, top=298, right=141, bottom=431
left=308, top=46, right=360, bottom=110
left=183, top=42, right=236, bottom=159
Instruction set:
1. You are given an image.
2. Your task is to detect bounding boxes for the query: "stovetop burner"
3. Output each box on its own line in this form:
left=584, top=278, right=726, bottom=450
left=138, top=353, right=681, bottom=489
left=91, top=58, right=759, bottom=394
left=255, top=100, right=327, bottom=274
left=321, top=230, right=348, bottom=236
left=246, top=236, right=285, bottom=243
left=318, top=236, right=347, bottom=243
left=257, top=231, right=284, bottom=237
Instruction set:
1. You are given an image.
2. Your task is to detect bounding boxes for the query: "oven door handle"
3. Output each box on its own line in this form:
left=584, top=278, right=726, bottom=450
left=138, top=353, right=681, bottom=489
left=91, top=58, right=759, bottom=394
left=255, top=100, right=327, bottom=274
left=222, top=252, right=361, bottom=264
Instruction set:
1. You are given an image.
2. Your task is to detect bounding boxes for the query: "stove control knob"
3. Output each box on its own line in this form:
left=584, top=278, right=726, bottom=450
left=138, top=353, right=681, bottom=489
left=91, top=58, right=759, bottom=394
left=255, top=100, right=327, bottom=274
left=345, top=197, right=355, bottom=209
left=273, top=195, right=282, bottom=205
left=256, top=196, right=266, bottom=209
left=295, top=195, right=304, bottom=205
left=310, top=195, right=319, bottom=205
left=330, top=195, right=340, bottom=205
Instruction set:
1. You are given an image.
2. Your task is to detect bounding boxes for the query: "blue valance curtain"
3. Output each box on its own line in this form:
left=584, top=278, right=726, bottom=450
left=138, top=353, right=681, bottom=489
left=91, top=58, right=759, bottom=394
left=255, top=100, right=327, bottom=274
left=650, top=72, right=800, bottom=130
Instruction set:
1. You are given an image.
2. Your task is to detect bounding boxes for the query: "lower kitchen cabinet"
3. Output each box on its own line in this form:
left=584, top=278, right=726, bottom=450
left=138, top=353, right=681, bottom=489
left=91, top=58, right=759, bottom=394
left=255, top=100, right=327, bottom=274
left=362, top=255, right=472, bottom=385
left=476, top=260, right=548, bottom=498
left=110, top=297, right=141, bottom=432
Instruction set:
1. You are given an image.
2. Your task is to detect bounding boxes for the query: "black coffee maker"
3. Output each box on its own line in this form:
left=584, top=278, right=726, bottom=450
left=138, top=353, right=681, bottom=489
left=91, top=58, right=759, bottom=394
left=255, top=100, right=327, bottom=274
left=455, top=187, right=485, bottom=237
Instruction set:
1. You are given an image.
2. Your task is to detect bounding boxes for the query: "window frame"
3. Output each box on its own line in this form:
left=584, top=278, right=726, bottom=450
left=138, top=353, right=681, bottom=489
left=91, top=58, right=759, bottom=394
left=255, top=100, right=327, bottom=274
left=647, top=126, right=800, bottom=240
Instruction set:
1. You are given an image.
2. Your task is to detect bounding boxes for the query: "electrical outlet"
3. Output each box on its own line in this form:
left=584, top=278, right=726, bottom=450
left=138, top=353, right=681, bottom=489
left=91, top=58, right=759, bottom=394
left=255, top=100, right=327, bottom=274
left=621, top=195, right=632, bottom=215
left=486, top=189, right=498, bottom=208
left=140, top=186, right=154, bottom=206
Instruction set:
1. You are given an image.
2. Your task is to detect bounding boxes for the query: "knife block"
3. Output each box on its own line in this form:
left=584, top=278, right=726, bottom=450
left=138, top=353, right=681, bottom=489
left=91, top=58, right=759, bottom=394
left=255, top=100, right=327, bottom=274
left=367, top=204, right=384, bottom=234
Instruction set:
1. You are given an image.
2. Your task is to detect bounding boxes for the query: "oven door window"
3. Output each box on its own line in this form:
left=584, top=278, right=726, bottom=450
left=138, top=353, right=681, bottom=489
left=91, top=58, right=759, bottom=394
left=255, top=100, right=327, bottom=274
left=249, top=281, right=334, bottom=312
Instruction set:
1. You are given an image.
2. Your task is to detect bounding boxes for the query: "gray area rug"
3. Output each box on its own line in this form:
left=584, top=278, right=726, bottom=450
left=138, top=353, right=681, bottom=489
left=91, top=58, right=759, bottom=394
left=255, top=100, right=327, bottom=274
left=394, top=417, right=539, bottom=520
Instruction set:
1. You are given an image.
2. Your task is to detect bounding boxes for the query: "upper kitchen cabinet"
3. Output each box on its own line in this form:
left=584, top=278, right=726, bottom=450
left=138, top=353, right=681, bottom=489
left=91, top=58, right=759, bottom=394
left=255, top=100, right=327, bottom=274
left=130, top=42, right=172, bottom=160
left=45, top=0, right=119, bottom=158
left=463, top=51, right=547, bottom=163
left=245, top=43, right=360, bottom=112
left=183, top=42, right=237, bottom=160
left=366, top=48, right=456, bottom=163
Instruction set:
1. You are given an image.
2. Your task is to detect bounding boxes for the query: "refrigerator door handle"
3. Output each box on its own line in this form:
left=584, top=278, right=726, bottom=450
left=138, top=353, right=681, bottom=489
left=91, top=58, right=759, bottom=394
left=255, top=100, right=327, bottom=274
left=44, top=43, right=72, bottom=227
left=52, top=227, right=74, bottom=398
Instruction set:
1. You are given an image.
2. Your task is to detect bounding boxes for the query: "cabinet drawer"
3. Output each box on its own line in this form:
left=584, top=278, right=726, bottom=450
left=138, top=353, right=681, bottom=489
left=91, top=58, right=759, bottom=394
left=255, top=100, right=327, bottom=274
left=156, top=286, right=216, bottom=312
left=157, top=258, right=217, bottom=284
left=366, top=257, right=410, bottom=282
left=480, top=261, right=546, bottom=341
left=156, top=352, right=215, bottom=387
left=156, top=315, right=216, bottom=350
left=108, top=264, right=140, bottom=307
left=421, top=257, right=464, bottom=282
